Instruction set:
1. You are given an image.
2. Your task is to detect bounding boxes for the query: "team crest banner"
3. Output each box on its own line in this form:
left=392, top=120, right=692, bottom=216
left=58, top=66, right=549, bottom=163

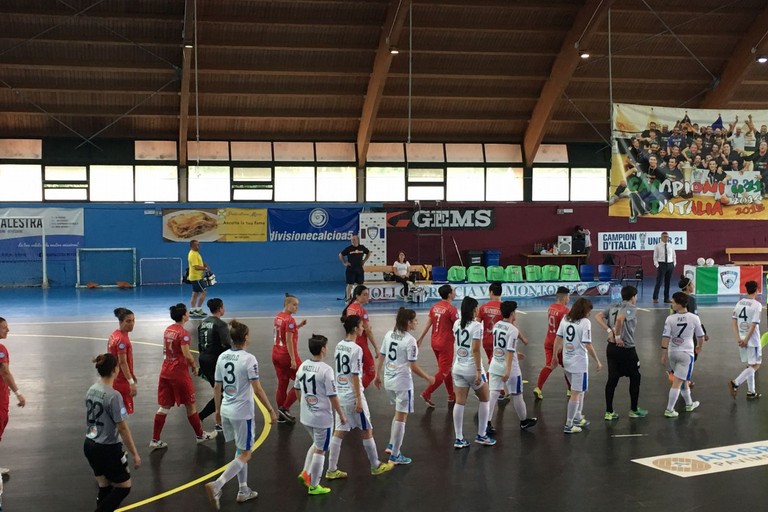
left=609, top=103, right=768, bottom=220
left=268, top=208, right=361, bottom=242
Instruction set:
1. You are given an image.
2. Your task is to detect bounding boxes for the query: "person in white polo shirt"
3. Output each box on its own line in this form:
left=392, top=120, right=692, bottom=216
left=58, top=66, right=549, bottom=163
left=652, top=232, right=676, bottom=304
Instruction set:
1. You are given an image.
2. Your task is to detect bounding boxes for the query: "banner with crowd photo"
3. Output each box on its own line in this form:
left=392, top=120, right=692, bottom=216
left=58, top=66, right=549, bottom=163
left=163, top=208, right=268, bottom=242
left=609, top=103, right=768, bottom=220
left=0, top=208, right=83, bottom=261
left=268, top=207, right=361, bottom=242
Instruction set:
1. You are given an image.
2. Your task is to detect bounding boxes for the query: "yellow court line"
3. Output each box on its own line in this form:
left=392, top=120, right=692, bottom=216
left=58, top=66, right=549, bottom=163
left=13, top=333, right=272, bottom=511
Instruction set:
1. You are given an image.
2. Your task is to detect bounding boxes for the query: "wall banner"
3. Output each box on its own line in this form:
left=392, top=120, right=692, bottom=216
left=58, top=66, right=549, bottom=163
left=386, top=208, right=494, bottom=230
left=359, top=213, right=387, bottom=280
left=609, top=102, right=768, bottom=220
left=366, top=281, right=612, bottom=301
left=0, top=208, right=83, bottom=261
left=268, top=208, right=360, bottom=242
left=597, top=231, right=687, bottom=252
left=163, top=208, right=267, bottom=242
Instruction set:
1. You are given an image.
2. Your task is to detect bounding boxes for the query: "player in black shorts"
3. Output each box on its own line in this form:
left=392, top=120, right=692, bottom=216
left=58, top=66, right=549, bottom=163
left=84, top=353, right=141, bottom=512
left=339, top=234, right=371, bottom=300
left=197, top=298, right=232, bottom=431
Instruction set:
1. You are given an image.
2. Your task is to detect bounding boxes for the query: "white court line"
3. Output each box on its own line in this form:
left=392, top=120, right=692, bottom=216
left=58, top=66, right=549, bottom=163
left=612, top=434, right=648, bottom=438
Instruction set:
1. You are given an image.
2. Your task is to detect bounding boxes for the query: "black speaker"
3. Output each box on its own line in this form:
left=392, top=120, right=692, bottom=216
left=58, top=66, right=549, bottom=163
left=572, top=238, right=586, bottom=254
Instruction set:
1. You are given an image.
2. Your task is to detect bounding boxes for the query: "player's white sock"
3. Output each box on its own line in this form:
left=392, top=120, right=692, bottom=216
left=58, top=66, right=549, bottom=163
left=667, top=387, right=681, bottom=411
left=735, top=367, right=754, bottom=388
left=303, top=446, right=314, bottom=474
left=453, top=404, right=465, bottom=439
left=487, top=391, right=499, bottom=422
left=310, top=454, right=325, bottom=487
left=237, top=462, right=248, bottom=492
left=575, top=392, right=585, bottom=420
left=391, top=421, right=406, bottom=456
left=362, top=437, right=380, bottom=468
left=512, top=394, right=527, bottom=420
left=680, top=387, right=693, bottom=406
left=477, top=401, right=490, bottom=437
left=216, top=457, right=245, bottom=489
left=566, top=399, right=578, bottom=426
left=747, top=369, right=757, bottom=393
left=327, top=436, right=342, bottom=472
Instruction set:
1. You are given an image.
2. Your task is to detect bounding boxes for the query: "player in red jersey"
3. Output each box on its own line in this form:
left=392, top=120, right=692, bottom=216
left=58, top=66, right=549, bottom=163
left=341, top=285, right=379, bottom=388
left=150, top=303, right=216, bottom=450
left=534, top=286, right=572, bottom=400
left=273, top=293, right=306, bottom=424
left=0, top=317, right=25, bottom=481
left=417, top=284, right=459, bottom=406
left=478, top=282, right=503, bottom=364
left=108, top=308, right=137, bottom=415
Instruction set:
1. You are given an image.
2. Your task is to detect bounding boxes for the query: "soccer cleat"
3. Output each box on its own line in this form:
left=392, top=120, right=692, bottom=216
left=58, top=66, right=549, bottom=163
left=628, top=408, right=648, bottom=418
left=278, top=408, right=296, bottom=424
left=236, top=489, right=259, bottom=503
left=204, top=482, right=222, bottom=510
left=149, top=439, right=168, bottom=450
left=475, top=435, right=497, bottom=446
left=728, top=380, right=738, bottom=399
left=370, top=461, right=395, bottom=475
left=533, top=387, right=543, bottom=400
left=572, top=418, right=590, bottom=428
left=384, top=443, right=393, bottom=454
left=664, top=409, right=679, bottom=418
left=486, top=422, right=497, bottom=436
left=276, top=416, right=287, bottom=424
left=453, top=438, right=470, bottom=449
left=685, top=401, right=700, bottom=412
left=297, top=471, right=310, bottom=488
left=389, top=453, right=413, bottom=465
left=563, top=424, right=582, bottom=434
left=747, top=392, right=762, bottom=400
left=604, top=411, right=619, bottom=421
left=325, top=469, right=348, bottom=480
left=566, top=389, right=571, bottom=398
left=197, top=431, right=218, bottom=444
left=214, top=423, right=223, bottom=432
left=308, top=484, right=332, bottom=496
left=421, top=393, right=436, bottom=408
left=520, top=418, right=538, bottom=430
left=0, top=467, right=9, bottom=475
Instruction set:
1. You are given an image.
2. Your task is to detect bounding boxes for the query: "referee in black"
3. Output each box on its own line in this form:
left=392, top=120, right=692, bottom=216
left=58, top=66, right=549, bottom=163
left=595, top=285, right=648, bottom=420
left=197, top=298, right=232, bottom=431
left=338, top=234, right=371, bottom=301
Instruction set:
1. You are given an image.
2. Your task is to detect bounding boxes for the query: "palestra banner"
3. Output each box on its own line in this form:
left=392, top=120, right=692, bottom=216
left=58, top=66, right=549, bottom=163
left=0, top=208, right=83, bottom=262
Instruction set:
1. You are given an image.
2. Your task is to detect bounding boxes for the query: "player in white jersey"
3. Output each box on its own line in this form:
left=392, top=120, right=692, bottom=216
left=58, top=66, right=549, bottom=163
left=488, top=301, right=537, bottom=432
left=661, top=292, right=705, bottom=417
left=295, top=334, right=346, bottom=496
left=728, top=281, right=763, bottom=399
left=325, top=316, right=394, bottom=482
left=205, top=320, right=277, bottom=510
left=451, top=297, right=496, bottom=448
left=375, top=308, right=434, bottom=465
left=551, top=298, right=602, bottom=434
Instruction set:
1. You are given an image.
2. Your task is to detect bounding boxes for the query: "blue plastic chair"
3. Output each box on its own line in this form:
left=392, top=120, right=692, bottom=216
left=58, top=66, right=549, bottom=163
left=579, top=264, right=595, bottom=281
left=597, top=264, right=613, bottom=282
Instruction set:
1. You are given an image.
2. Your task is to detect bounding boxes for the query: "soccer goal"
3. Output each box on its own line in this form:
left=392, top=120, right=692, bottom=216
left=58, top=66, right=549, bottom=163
left=76, top=248, right=136, bottom=288
left=139, top=257, right=182, bottom=285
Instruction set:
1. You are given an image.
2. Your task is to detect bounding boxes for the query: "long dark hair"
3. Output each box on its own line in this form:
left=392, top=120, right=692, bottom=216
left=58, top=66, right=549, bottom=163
left=394, top=307, right=416, bottom=332
left=93, top=353, right=118, bottom=377
left=566, top=298, right=593, bottom=322
left=343, top=315, right=362, bottom=335
left=460, top=297, right=478, bottom=329
left=229, top=319, right=249, bottom=346
left=341, top=285, right=368, bottom=322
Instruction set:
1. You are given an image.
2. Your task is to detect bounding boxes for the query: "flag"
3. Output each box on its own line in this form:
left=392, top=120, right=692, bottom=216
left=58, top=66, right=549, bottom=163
left=712, top=114, right=724, bottom=130
left=695, top=266, right=762, bottom=295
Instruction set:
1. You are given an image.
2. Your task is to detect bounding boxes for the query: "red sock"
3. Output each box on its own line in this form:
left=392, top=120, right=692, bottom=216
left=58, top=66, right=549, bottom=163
left=445, top=373, right=455, bottom=399
left=187, top=412, right=203, bottom=437
left=537, top=366, right=553, bottom=390
left=283, top=385, right=298, bottom=410
left=152, top=413, right=167, bottom=441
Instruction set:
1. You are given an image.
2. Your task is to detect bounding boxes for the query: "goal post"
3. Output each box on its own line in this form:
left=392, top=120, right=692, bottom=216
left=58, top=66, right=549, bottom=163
left=76, top=248, right=136, bottom=288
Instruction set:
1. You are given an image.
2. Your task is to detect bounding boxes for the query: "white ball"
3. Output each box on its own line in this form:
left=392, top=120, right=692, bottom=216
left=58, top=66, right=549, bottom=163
left=696, top=257, right=705, bottom=266
left=706, top=258, right=715, bottom=266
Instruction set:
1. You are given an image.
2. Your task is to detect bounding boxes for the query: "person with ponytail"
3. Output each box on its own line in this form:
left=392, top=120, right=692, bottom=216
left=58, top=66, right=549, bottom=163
left=205, top=320, right=277, bottom=508
left=341, top=285, right=378, bottom=388
left=417, top=284, right=458, bottom=406
left=84, top=353, right=141, bottom=512
left=375, top=308, right=434, bottom=464
left=107, top=308, right=137, bottom=415
left=551, top=298, right=602, bottom=433
left=451, top=297, right=496, bottom=448
left=272, top=293, right=307, bottom=424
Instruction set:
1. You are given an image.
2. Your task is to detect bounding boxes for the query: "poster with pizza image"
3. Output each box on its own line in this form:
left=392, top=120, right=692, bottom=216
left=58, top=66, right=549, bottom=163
left=162, top=208, right=267, bottom=242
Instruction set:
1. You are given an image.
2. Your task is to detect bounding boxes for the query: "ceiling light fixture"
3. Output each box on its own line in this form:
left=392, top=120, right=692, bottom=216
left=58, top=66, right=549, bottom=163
left=389, top=47, right=400, bottom=55
left=184, top=43, right=193, bottom=49
left=757, top=55, right=768, bottom=64
left=579, top=50, right=590, bottom=59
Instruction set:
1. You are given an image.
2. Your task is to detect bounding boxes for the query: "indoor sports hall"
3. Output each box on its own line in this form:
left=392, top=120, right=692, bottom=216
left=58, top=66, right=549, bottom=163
left=1, top=1, right=768, bottom=511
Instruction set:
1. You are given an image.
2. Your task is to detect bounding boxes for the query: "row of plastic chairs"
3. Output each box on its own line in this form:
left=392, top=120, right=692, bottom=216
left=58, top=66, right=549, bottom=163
left=434, top=264, right=615, bottom=283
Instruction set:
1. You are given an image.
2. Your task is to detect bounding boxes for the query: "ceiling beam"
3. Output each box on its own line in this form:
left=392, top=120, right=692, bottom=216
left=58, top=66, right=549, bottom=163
left=356, top=0, right=411, bottom=167
left=522, top=0, right=615, bottom=166
left=178, top=0, right=194, bottom=169
left=699, top=4, right=768, bottom=108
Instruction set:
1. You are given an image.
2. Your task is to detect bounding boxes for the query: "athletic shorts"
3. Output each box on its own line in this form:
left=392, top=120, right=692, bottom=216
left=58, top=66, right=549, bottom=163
left=222, top=416, right=254, bottom=451
left=83, top=438, right=130, bottom=484
left=452, top=370, right=487, bottom=391
left=191, top=279, right=207, bottom=293
left=386, top=389, right=414, bottom=413
left=113, top=381, right=134, bottom=415
left=345, top=267, right=365, bottom=285
left=198, top=354, right=218, bottom=387
left=489, top=371, right=523, bottom=394
left=667, top=351, right=694, bottom=381
left=334, top=401, right=373, bottom=431
left=157, top=374, right=196, bottom=406
left=303, top=425, right=332, bottom=452
left=740, top=346, right=763, bottom=366
left=565, top=371, right=588, bottom=393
